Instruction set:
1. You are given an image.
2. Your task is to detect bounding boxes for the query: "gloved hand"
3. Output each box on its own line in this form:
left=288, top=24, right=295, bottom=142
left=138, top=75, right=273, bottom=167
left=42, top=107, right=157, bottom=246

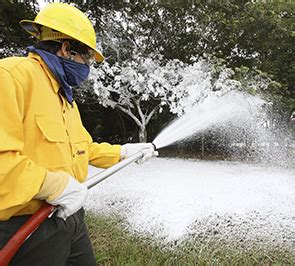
left=48, top=176, right=87, bottom=220
left=120, top=143, right=158, bottom=164
left=35, top=171, right=88, bottom=220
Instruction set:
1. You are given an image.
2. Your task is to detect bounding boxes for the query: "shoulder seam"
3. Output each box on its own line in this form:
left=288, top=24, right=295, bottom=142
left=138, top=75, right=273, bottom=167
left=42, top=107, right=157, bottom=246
left=0, top=65, right=24, bottom=90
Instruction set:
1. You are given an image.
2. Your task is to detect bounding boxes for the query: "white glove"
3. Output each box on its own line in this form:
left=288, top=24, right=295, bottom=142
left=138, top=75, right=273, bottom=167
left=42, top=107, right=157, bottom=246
left=121, top=143, right=158, bottom=164
left=47, top=176, right=88, bottom=220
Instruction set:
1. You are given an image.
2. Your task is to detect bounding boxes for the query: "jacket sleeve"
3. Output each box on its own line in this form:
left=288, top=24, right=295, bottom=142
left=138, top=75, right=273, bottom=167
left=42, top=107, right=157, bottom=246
left=0, top=68, right=47, bottom=211
left=84, top=130, right=121, bottom=169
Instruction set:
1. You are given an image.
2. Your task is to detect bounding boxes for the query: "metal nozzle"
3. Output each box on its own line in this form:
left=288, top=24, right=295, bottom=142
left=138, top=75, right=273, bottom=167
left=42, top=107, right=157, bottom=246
left=151, top=142, right=157, bottom=151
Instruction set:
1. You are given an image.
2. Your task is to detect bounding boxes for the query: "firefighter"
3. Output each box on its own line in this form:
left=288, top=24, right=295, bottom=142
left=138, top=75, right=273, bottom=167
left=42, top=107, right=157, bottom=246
left=0, top=3, right=156, bottom=265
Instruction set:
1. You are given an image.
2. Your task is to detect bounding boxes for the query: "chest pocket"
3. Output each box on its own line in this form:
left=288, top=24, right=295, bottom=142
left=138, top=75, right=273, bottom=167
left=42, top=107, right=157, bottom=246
left=69, top=126, right=88, bottom=144
left=35, top=116, right=68, bottom=168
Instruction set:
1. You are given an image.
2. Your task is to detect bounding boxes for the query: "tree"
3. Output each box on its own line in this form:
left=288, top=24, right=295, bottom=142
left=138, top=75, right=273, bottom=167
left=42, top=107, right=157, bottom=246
left=75, top=0, right=294, bottom=118
left=84, top=54, right=274, bottom=142
left=0, top=0, right=37, bottom=58
left=87, top=55, right=181, bottom=142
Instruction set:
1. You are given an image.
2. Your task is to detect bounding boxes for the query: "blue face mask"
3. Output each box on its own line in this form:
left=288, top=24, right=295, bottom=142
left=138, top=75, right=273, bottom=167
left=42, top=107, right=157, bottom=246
left=27, top=46, right=90, bottom=104
left=60, top=56, right=90, bottom=87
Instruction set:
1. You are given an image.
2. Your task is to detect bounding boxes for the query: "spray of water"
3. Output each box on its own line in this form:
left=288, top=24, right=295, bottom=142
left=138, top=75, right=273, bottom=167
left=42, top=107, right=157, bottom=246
left=153, top=90, right=293, bottom=165
left=153, top=91, right=265, bottom=149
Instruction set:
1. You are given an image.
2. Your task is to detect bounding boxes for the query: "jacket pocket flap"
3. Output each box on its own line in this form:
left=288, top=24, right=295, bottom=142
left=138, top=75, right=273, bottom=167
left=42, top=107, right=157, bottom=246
left=36, top=117, right=66, bottom=142
left=70, top=126, right=89, bottom=144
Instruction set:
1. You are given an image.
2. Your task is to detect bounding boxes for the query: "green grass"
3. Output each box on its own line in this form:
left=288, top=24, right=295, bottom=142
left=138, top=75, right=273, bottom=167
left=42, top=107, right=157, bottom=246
left=85, top=212, right=295, bottom=265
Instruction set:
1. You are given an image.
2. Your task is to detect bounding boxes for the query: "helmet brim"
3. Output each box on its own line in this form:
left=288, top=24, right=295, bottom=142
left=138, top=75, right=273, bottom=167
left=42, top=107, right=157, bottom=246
left=94, top=48, right=104, bottom=63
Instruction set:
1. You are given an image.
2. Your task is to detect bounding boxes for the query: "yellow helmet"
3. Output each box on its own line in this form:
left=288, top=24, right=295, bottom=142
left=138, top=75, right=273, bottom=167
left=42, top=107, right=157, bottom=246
left=20, top=3, right=104, bottom=62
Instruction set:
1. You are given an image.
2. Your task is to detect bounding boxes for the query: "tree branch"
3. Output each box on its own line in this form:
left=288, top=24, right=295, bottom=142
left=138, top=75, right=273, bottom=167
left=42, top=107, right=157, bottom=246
left=116, top=105, right=142, bottom=128
left=136, top=99, right=146, bottom=125
left=146, top=105, right=159, bottom=125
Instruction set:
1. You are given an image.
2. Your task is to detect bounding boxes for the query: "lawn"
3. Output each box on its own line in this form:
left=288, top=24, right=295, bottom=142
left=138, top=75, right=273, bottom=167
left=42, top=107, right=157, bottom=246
left=85, top=212, right=295, bottom=265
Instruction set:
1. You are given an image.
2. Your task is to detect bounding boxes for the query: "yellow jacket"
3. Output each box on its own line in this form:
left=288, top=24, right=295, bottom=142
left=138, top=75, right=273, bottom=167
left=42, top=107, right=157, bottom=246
left=0, top=53, right=121, bottom=220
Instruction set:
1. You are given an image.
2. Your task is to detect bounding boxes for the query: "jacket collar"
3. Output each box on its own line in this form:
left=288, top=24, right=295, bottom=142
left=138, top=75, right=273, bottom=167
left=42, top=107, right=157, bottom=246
left=28, top=53, right=60, bottom=94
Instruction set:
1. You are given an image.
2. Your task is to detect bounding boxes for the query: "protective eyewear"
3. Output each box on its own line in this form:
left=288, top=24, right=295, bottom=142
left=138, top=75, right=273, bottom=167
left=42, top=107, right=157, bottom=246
left=54, top=39, right=95, bottom=66
left=70, top=49, right=95, bottom=66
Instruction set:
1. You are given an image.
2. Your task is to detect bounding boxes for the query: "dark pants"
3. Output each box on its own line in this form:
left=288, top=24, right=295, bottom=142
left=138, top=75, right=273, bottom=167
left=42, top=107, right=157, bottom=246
left=0, top=208, right=97, bottom=266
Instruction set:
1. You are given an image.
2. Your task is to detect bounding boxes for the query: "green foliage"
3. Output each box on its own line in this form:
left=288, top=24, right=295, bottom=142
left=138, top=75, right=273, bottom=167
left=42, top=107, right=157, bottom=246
left=0, top=0, right=37, bottom=58
left=200, top=2, right=295, bottom=111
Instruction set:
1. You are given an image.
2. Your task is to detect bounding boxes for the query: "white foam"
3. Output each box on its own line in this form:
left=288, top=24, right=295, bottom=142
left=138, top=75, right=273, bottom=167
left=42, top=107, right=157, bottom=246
left=85, top=158, right=295, bottom=242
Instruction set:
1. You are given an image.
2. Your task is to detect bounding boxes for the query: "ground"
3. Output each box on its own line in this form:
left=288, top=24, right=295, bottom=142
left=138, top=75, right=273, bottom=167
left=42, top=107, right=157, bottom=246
left=85, top=157, right=295, bottom=255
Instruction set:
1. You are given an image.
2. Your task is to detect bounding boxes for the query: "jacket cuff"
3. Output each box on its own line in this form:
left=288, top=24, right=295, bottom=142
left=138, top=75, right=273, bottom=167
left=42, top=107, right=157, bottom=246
left=35, top=171, right=70, bottom=201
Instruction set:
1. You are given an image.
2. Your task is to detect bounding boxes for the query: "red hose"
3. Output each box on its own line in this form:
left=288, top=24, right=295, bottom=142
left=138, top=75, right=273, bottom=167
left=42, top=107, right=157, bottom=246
left=0, top=203, right=56, bottom=266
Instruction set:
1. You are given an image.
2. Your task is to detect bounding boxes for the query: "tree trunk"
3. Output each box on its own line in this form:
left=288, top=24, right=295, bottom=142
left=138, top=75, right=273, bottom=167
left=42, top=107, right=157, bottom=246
left=139, top=127, right=147, bottom=142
